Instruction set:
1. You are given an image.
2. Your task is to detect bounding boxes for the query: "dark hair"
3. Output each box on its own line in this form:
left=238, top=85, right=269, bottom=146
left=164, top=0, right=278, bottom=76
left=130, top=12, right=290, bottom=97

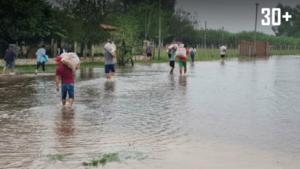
left=42, top=45, right=45, bottom=48
left=184, top=44, right=187, bottom=48
left=9, top=46, right=14, bottom=48
left=192, top=45, right=194, bottom=48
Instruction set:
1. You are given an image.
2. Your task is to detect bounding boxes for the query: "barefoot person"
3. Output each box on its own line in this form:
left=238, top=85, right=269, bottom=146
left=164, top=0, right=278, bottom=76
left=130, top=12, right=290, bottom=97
left=35, top=45, right=46, bottom=75
left=169, top=46, right=177, bottom=74
left=178, top=44, right=189, bottom=75
left=55, top=56, right=81, bottom=108
left=145, top=42, right=152, bottom=63
left=104, top=46, right=116, bottom=81
left=2, top=46, right=16, bottom=75
left=220, top=46, right=227, bottom=63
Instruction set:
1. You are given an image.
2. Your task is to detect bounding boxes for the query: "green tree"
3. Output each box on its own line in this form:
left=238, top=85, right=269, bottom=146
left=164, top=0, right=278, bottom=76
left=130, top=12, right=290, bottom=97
left=0, top=0, right=66, bottom=57
left=56, top=0, right=110, bottom=56
left=167, top=7, right=200, bottom=44
left=118, top=0, right=176, bottom=13
left=272, top=3, right=300, bottom=38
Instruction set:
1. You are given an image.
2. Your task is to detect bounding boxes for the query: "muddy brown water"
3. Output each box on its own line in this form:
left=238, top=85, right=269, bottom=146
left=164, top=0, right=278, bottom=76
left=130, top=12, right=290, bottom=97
left=1, top=55, right=300, bottom=169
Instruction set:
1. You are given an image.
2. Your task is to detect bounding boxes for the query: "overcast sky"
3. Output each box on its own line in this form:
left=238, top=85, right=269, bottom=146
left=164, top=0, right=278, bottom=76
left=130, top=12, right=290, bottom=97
left=176, top=0, right=299, bottom=35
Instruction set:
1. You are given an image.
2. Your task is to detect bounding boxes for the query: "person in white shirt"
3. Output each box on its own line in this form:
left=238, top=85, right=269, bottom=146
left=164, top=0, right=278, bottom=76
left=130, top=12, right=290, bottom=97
left=220, top=46, right=226, bottom=63
left=189, top=46, right=197, bottom=64
left=35, top=45, right=46, bottom=75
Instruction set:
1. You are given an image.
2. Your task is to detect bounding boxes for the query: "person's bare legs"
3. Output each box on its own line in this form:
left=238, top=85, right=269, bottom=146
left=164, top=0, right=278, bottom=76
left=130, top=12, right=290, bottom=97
left=179, top=67, right=183, bottom=75
left=221, top=57, right=225, bottom=62
left=35, top=69, right=38, bottom=74
left=11, top=67, right=14, bottom=73
left=42, top=63, right=45, bottom=74
left=2, top=67, right=7, bottom=75
left=110, top=72, right=115, bottom=79
left=106, top=74, right=110, bottom=81
left=68, top=99, right=74, bottom=108
left=170, top=67, right=174, bottom=74
left=62, top=100, right=67, bottom=106
left=184, top=66, right=187, bottom=74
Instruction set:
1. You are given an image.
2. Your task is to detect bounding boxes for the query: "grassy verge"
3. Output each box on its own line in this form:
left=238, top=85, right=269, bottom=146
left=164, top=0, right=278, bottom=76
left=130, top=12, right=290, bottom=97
left=2, top=48, right=298, bottom=74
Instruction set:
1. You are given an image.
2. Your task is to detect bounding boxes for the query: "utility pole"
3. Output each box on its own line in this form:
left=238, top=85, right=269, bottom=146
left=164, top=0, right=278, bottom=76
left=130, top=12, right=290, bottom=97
left=158, top=0, right=161, bottom=60
left=204, top=21, right=207, bottom=49
left=254, top=3, right=259, bottom=57
left=222, top=26, right=224, bottom=45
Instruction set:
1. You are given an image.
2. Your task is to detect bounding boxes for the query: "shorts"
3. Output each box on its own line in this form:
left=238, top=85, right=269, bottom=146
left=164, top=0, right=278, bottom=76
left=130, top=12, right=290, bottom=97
left=36, top=62, right=45, bottom=71
left=105, top=64, right=115, bottom=74
left=170, top=61, right=175, bottom=68
left=5, top=61, right=15, bottom=67
left=221, top=55, right=225, bottom=58
left=61, top=83, right=74, bottom=100
left=179, top=61, right=187, bottom=67
left=147, top=53, right=152, bottom=57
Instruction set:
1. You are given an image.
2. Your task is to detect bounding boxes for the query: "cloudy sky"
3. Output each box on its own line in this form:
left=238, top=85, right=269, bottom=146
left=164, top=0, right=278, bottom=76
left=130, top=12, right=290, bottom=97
left=176, top=0, right=299, bottom=35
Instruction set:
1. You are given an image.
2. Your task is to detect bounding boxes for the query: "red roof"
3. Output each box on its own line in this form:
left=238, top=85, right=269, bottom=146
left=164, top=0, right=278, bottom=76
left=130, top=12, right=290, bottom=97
left=101, top=24, right=118, bottom=30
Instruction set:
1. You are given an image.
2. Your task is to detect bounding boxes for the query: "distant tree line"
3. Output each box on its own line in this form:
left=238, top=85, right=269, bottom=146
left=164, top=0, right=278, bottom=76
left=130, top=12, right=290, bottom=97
left=0, top=0, right=299, bottom=56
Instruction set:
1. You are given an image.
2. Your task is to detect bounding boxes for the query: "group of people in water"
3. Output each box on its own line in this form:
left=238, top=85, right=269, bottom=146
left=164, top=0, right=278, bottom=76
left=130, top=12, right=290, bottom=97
left=145, top=43, right=226, bottom=75
left=1, top=43, right=226, bottom=108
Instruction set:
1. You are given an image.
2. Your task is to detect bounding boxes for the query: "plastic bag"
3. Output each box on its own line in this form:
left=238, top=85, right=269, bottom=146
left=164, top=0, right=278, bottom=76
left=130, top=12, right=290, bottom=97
left=175, top=48, right=187, bottom=58
left=41, top=55, right=49, bottom=63
left=61, top=52, right=80, bottom=71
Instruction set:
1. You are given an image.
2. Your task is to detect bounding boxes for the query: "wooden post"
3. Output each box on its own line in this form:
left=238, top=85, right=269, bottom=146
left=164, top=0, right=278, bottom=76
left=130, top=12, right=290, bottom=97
left=73, top=42, right=77, bottom=53
left=153, top=43, right=155, bottom=59
left=134, top=42, right=136, bottom=61
left=53, top=40, right=57, bottom=58
left=211, top=44, right=214, bottom=57
left=197, top=45, right=199, bottom=58
left=90, top=45, right=94, bottom=60
left=280, top=45, right=282, bottom=55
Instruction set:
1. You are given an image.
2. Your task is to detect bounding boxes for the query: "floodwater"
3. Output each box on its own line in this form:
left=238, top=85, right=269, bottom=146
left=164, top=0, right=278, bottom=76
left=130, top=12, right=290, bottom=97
left=1, top=55, right=300, bottom=169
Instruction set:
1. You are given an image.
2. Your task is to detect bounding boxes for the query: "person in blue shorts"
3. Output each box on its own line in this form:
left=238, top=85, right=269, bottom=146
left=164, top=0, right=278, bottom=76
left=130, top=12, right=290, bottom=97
left=104, top=48, right=116, bottom=81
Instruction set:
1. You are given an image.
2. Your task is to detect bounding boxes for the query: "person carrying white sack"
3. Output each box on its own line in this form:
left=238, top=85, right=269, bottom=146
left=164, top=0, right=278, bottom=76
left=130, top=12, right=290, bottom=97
left=220, top=45, right=227, bottom=63
left=104, top=43, right=117, bottom=81
left=54, top=55, right=81, bottom=108
left=175, top=44, right=189, bottom=75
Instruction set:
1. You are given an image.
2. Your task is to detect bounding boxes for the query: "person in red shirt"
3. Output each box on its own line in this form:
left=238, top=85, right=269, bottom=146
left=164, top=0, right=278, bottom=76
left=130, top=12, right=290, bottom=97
left=54, top=56, right=81, bottom=108
left=178, top=44, right=189, bottom=75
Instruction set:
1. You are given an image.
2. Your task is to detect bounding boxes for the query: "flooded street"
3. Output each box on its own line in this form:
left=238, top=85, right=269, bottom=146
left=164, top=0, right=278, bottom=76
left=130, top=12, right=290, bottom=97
left=1, top=55, right=300, bottom=169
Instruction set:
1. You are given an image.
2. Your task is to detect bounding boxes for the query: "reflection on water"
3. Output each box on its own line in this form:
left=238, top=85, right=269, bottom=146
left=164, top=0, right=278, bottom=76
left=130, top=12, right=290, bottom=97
left=56, top=108, right=75, bottom=138
left=1, top=55, right=300, bottom=168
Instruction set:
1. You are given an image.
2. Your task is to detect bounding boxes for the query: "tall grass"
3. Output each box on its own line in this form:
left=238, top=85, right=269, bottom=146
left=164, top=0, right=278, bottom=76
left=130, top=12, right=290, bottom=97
left=195, top=30, right=300, bottom=46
